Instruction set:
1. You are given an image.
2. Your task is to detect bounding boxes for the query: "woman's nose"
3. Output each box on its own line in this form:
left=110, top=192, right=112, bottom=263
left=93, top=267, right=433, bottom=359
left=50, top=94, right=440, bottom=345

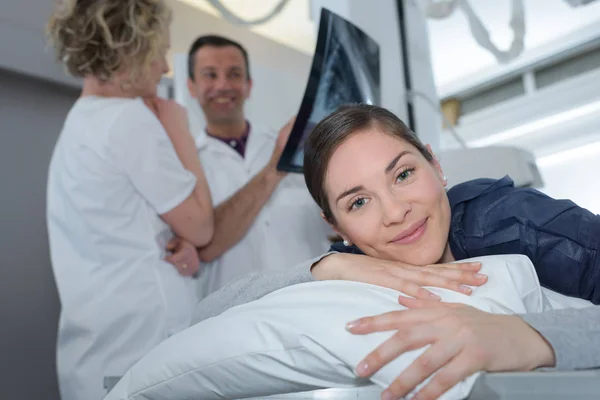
left=380, top=194, right=411, bottom=227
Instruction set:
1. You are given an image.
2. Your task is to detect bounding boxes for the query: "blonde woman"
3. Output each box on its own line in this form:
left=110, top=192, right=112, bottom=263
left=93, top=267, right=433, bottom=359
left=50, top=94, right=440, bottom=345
left=46, top=1, right=213, bottom=398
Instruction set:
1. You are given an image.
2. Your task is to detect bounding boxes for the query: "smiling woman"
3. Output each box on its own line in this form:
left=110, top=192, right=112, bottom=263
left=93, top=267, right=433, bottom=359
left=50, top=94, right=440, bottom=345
left=299, top=103, right=600, bottom=399
left=304, top=104, right=453, bottom=266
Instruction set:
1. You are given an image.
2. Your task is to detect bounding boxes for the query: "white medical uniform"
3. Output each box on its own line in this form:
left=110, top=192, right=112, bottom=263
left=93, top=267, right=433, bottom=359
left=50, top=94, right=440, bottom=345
left=47, top=97, right=198, bottom=400
left=195, top=126, right=332, bottom=298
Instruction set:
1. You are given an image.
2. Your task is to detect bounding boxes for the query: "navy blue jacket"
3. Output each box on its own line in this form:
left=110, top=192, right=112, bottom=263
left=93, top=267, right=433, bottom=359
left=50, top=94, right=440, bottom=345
left=330, top=176, right=600, bottom=304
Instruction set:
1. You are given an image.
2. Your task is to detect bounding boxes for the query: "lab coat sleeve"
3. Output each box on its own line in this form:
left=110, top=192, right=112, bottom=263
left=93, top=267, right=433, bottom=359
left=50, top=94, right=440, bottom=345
left=450, top=183, right=600, bottom=304
left=192, top=252, right=336, bottom=324
left=519, top=306, right=600, bottom=370
left=107, top=100, right=197, bottom=214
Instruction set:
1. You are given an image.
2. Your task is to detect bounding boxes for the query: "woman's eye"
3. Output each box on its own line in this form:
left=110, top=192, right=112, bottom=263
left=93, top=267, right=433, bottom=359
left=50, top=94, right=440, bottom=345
left=396, top=168, right=415, bottom=182
left=349, top=197, right=369, bottom=211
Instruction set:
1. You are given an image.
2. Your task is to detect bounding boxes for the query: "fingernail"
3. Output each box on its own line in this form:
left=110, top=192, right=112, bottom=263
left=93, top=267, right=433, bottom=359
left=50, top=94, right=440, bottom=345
left=346, top=320, right=361, bottom=331
left=355, top=362, right=369, bottom=376
left=475, top=273, right=488, bottom=280
left=381, top=389, right=396, bottom=400
left=429, top=292, right=441, bottom=300
left=460, top=284, right=472, bottom=294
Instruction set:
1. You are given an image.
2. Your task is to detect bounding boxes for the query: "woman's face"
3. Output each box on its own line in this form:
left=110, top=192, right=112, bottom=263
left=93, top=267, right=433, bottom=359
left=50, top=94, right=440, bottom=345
left=117, top=31, right=170, bottom=98
left=324, top=128, right=451, bottom=266
left=137, top=34, right=170, bottom=97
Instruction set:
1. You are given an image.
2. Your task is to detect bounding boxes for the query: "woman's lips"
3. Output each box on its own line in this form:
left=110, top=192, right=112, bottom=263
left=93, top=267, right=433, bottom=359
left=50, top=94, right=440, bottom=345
left=390, top=218, right=428, bottom=245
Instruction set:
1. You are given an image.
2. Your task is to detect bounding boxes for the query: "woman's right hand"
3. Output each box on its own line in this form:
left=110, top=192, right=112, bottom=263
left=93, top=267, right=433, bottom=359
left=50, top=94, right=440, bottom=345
left=144, top=97, right=190, bottom=140
left=311, top=253, right=487, bottom=300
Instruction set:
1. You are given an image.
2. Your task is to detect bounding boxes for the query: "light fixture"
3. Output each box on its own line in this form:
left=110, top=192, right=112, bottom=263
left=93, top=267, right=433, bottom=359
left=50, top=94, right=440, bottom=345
left=469, top=99, right=600, bottom=147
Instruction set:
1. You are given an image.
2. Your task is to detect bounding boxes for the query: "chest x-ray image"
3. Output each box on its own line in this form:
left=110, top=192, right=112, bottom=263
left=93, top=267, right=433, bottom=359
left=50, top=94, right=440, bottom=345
left=277, top=8, right=381, bottom=173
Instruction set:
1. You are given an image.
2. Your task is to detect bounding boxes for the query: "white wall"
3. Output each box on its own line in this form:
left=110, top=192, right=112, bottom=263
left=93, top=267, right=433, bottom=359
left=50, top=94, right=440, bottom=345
left=0, top=0, right=81, bottom=88
left=537, top=141, right=600, bottom=214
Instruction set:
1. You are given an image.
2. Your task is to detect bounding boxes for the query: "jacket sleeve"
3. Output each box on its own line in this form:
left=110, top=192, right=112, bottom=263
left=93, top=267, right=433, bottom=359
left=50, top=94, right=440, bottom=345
left=192, top=253, right=334, bottom=324
left=451, top=184, right=600, bottom=304
left=520, top=306, right=600, bottom=370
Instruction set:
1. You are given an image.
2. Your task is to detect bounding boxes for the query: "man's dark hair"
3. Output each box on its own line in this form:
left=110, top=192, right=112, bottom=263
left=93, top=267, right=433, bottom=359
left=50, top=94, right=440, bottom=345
left=187, top=34, right=251, bottom=81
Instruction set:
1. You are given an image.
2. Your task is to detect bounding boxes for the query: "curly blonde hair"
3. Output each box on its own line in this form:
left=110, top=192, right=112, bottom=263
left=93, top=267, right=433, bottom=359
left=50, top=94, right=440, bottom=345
left=47, top=0, right=171, bottom=83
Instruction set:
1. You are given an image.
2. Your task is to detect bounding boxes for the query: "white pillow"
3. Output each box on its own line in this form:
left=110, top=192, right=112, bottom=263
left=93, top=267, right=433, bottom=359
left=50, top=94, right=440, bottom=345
left=104, top=255, right=580, bottom=400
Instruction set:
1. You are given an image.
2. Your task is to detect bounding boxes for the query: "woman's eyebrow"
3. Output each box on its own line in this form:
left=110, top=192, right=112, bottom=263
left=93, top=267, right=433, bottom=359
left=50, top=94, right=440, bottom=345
left=385, top=151, right=411, bottom=174
left=336, top=186, right=364, bottom=203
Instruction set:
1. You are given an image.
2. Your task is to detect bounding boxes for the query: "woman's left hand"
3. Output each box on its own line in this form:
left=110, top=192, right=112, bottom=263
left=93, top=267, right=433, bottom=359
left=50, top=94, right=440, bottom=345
left=347, top=297, right=556, bottom=400
left=165, top=237, right=200, bottom=277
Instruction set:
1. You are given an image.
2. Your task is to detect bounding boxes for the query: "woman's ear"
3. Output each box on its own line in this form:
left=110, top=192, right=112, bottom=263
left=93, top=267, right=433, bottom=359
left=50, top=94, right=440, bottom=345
left=320, top=212, right=352, bottom=245
left=425, top=144, right=446, bottom=185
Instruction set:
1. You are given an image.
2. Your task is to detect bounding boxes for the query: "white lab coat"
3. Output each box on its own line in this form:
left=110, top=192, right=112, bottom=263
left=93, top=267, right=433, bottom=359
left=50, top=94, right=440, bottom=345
left=47, top=97, right=197, bottom=400
left=195, top=126, right=332, bottom=298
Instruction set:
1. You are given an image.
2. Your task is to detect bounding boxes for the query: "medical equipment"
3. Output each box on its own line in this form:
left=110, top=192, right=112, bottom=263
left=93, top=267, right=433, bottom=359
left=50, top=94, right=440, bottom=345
left=277, top=8, right=381, bottom=173
left=439, top=146, right=543, bottom=188
left=421, top=0, right=525, bottom=64
left=104, top=372, right=600, bottom=399
left=248, top=371, right=600, bottom=400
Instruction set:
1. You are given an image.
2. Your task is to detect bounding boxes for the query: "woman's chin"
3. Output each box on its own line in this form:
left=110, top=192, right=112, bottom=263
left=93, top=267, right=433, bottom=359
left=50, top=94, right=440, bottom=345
left=382, top=247, right=443, bottom=267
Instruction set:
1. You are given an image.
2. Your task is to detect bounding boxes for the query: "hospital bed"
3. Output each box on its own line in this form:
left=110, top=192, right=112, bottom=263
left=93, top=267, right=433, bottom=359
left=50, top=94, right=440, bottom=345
left=256, top=371, right=600, bottom=399
left=103, top=257, right=600, bottom=400
left=106, top=370, right=600, bottom=399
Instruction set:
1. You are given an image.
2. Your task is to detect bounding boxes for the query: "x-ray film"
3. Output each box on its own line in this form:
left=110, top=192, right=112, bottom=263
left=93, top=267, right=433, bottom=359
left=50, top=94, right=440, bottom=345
left=277, top=8, right=381, bottom=173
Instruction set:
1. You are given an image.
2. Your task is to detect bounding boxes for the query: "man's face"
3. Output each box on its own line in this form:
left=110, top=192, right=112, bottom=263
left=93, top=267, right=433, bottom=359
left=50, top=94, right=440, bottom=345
left=187, top=45, right=252, bottom=125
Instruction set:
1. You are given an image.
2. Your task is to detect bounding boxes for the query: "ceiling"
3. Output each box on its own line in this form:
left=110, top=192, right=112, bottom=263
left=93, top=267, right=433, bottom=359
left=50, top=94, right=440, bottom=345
left=177, top=0, right=317, bottom=53
left=180, top=0, right=600, bottom=89
left=428, top=0, right=600, bottom=88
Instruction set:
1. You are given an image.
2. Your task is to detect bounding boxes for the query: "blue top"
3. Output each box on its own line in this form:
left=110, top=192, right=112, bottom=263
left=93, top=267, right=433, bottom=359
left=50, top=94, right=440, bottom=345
left=330, top=176, right=600, bottom=304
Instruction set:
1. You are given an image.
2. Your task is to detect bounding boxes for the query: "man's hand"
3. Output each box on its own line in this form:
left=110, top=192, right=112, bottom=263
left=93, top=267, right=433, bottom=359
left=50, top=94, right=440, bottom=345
left=347, top=298, right=556, bottom=400
left=268, top=117, right=296, bottom=169
left=311, top=253, right=488, bottom=300
left=165, top=237, right=201, bottom=277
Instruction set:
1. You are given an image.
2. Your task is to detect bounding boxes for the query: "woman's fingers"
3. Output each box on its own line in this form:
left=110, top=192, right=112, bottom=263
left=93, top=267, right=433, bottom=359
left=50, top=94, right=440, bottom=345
left=390, top=268, right=475, bottom=296
left=419, top=262, right=487, bottom=284
left=397, top=296, right=451, bottom=310
left=411, top=352, right=483, bottom=400
left=368, top=274, right=443, bottom=301
left=400, top=281, right=443, bottom=301
left=347, top=308, right=447, bottom=334
left=423, top=266, right=488, bottom=287
left=429, top=262, right=482, bottom=271
left=165, top=240, right=200, bottom=276
left=382, top=338, right=463, bottom=399
left=353, top=322, right=444, bottom=378
left=165, top=237, right=181, bottom=252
